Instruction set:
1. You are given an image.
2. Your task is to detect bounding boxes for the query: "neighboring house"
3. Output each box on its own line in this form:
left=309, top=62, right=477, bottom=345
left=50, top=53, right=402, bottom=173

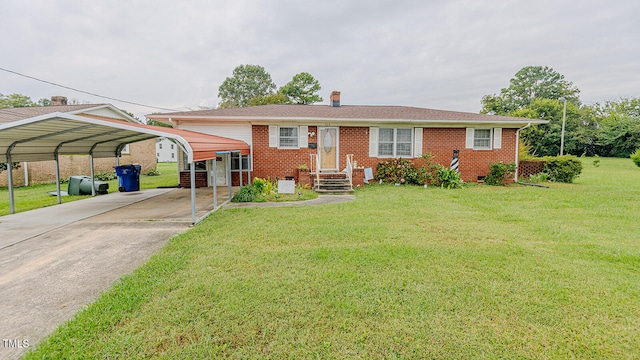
left=146, top=91, right=546, bottom=187
left=0, top=97, right=156, bottom=186
left=156, top=138, right=177, bottom=162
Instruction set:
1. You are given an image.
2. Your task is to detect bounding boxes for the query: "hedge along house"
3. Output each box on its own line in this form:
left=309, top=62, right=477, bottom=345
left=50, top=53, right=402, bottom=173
left=146, top=91, right=547, bottom=189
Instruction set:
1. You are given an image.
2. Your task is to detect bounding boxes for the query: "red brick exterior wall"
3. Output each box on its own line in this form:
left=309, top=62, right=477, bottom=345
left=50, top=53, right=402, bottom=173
left=249, top=125, right=518, bottom=184
left=0, top=139, right=156, bottom=186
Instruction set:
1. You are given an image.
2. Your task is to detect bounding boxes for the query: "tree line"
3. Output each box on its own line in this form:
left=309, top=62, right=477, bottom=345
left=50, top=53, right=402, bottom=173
left=481, top=65, right=640, bottom=158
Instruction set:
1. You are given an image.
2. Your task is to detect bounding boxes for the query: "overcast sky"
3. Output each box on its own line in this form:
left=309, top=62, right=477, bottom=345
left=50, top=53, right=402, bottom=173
left=1, top=0, right=638, bottom=119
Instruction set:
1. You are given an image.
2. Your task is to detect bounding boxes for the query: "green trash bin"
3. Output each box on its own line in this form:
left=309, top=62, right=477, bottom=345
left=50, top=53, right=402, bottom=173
left=68, top=176, right=109, bottom=195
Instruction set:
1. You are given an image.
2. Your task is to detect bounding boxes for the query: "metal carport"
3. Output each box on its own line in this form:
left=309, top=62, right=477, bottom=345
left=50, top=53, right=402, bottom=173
left=0, top=112, right=250, bottom=223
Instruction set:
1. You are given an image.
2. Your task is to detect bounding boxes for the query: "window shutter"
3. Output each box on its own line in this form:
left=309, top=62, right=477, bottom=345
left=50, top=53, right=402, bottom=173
left=465, top=128, right=474, bottom=149
left=493, top=128, right=502, bottom=149
left=299, top=126, right=308, bottom=148
left=268, top=125, right=277, bottom=147
left=369, top=127, right=379, bottom=157
left=413, top=128, right=423, bottom=157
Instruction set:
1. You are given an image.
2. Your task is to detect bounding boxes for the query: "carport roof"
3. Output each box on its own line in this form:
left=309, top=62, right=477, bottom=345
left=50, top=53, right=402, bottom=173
left=0, top=112, right=250, bottom=163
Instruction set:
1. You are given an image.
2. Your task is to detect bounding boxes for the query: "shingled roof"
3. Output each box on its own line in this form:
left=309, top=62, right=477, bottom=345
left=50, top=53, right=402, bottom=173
left=147, top=104, right=545, bottom=126
left=0, top=104, right=106, bottom=124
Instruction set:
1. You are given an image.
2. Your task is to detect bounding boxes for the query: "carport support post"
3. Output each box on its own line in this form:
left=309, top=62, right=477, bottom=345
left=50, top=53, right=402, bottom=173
left=239, top=152, right=243, bottom=187
left=227, top=152, right=232, bottom=199
left=212, top=157, right=217, bottom=210
left=54, top=152, right=62, bottom=205
left=7, top=152, right=15, bottom=214
left=89, top=154, right=96, bottom=196
left=190, top=161, right=196, bottom=224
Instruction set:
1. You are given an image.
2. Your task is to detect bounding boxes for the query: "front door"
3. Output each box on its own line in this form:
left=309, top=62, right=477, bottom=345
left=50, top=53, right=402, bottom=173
left=213, top=155, right=227, bottom=186
left=319, top=127, right=339, bottom=171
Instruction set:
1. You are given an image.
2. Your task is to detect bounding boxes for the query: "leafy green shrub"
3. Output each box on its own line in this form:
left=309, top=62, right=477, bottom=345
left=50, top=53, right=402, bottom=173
left=542, top=155, right=583, bottom=183
left=253, top=177, right=274, bottom=196
left=631, top=148, right=640, bottom=167
left=375, top=158, right=417, bottom=185
left=484, top=162, right=516, bottom=186
left=145, top=169, right=161, bottom=176
left=231, top=185, right=258, bottom=202
left=437, top=168, right=463, bottom=189
left=94, top=172, right=117, bottom=181
left=375, top=154, right=443, bottom=186
left=525, top=172, right=548, bottom=183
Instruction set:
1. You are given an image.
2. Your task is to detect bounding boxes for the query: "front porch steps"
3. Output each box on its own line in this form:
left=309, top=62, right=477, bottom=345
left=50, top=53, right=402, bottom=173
left=312, top=172, right=354, bottom=195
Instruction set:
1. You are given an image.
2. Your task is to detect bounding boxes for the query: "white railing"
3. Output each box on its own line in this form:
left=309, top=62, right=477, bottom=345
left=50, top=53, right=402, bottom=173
left=310, top=153, right=320, bottom=187
left=345, top=154, right=354, bottom=189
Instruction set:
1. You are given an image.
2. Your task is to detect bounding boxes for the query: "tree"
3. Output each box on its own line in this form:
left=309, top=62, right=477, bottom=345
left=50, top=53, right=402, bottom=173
left=218, top=64, right=276, bottom=108
left=279, top=72, right=323, bottom=105
left=514, top=98, right=582, bottom=156
left=481, top=66, right=580, bottom=115
left=0, top=93, right=38, bottom=108
left=585, top=98, right=640, bottom=157
left=248, top=93, right=291, bottom=106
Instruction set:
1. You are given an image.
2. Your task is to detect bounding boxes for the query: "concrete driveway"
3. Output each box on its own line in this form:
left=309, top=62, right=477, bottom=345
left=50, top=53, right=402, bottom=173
left=0, top=187, right=231, bottom=359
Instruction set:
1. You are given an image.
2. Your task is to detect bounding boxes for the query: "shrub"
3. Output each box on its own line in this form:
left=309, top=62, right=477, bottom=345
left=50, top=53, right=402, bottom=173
left=95, top=172, right=117, bottom=181
left=375, top=158, right=417, bottom=185
left=437, top=168, right=463, bottom=189
left=145, top=169, right=161, bottom=176
left=231, top=185, right=257, bottom=202
left=525, top=172, right=548, bottom=184
left=484, top=162, right=516, bottom=186
left=542, top=155, right=583, bottom=183
left=253, top=177, right=274, bottom=196
left=631, top=148, right=640, bottom=167
left=375, top=154, right=443, bottom=186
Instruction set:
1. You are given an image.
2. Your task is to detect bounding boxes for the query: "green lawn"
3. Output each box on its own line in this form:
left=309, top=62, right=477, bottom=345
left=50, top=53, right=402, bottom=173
left=0, top=162, right=178, bottom=216
left=25, top=158, right=640, bottom=359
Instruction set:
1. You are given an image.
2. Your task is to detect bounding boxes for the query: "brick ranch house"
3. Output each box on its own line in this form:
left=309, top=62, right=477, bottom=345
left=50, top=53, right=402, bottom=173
left=146, top=91, right=546, bottom=188
left=0, top=98, right=156, bottom=187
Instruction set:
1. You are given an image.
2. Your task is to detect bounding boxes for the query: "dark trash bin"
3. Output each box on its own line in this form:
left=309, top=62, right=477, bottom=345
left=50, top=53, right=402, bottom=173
left=113, top=164, right=142, bottom=192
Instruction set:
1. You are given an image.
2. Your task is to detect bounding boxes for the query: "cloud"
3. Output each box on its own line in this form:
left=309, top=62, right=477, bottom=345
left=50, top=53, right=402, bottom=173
left=1, top=0, right=638, bottom=118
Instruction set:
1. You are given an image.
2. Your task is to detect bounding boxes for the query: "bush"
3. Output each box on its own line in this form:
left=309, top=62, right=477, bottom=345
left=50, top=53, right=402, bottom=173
left=484, top=162, right=516, bottom=186
left=94, top=172, right=117, bottom=181
left=437, top=168, right=463, bottom=189
left=145, top=169, right=161, bottom=176
left=253, top=177, right=274, bottom=196
left=542, top=155, right=583, bottom=183
left=375, top=158, right=417, bottom=185
left=631, top=149, right=640, bottom=167
left=231, top=185, right=258, bottom=202
left=375, top=154, right=443, bottom=186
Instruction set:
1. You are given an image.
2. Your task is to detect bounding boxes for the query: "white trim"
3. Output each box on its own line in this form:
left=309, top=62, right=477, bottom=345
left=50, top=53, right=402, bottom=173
left=493, top=128, right=502, bottom=149
left=299, top=125, right=308, bottom=148
left=465, top=128, right=474, bottom=149
left=277, top=126, right=300, bottom=149
left=369, top=127, right=379, bottom=157
left=413, top=128, right=423, bottom=157
left=268, top=125, right=278, bottom=147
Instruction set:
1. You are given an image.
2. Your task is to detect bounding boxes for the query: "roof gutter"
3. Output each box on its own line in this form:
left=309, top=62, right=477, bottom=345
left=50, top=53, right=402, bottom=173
left=514, top=122, right=532, bottom=182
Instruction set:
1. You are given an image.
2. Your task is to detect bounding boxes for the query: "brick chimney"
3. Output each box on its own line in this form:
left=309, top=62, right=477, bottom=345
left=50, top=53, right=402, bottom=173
left=51, top=96, right=68, bottom=106
left=330, top=91, right=341, bottom=107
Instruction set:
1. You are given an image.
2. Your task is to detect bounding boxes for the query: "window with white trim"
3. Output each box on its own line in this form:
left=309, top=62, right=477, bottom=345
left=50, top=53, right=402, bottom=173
left=377, top=128, right=413, bottom=157
left=231, top=152, right=250, bottom=171
left=473, top=129, right=492, bottom=150
left=279, top=127, right=298, bottom=148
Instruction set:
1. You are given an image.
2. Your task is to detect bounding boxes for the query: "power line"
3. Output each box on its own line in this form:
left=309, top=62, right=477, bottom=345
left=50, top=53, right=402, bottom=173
left=0, top=66, right=180, bottom=112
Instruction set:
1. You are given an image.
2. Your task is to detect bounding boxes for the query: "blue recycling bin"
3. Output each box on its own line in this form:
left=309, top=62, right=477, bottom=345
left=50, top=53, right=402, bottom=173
left=113, top=164, right=141, bottom=192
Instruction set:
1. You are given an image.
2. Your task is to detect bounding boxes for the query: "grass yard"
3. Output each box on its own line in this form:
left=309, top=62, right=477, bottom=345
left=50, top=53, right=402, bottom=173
left=25, top=158, right=640, bottom=359
left=0, top=162, right=178, bottom=216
